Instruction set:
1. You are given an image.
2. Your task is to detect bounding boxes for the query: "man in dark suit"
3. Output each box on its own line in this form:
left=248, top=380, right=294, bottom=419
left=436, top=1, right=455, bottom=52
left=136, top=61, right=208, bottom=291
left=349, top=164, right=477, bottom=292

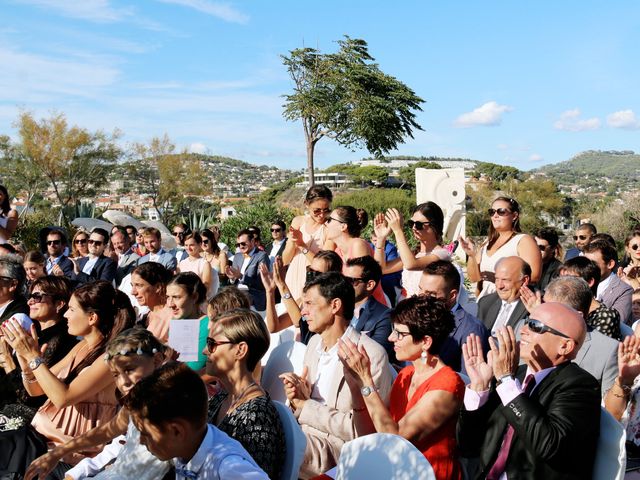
left=0, top=254, right=28, bottom=321
left=584, top=238, right=633, bottom=324
left=226, top=229, right=270, bottom=311
left=535, top=227, right=563, bottom=293
left=264, top=220, right=288, bottom=263
left=458, top=302, right=601, bottom=480
left=477, top=256, right=530, bottom=335
left=111, top=229, right=140, bottom=286
left=44, top=229, right=74, bottom=279
left=418, top=260, right=489, bottom=374
left=344, top=255, right=393, bottom=359
left=73, top=228, right=117, bottom=285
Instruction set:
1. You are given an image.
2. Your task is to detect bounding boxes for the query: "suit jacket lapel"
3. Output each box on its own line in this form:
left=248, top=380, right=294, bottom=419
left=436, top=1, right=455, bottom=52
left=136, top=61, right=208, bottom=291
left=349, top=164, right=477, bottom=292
left=486, top=297, right=502, bottom=330
left=355, top=299, right=371, bottom=332
left=574, top=330, right=592, bottom=365
left=507, top=301, right=527, bottom=329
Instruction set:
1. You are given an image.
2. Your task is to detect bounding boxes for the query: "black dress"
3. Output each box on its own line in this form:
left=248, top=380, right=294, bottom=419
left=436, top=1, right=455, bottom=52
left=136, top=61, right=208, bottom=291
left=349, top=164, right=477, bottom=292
left=208, top=391, right=286, bottom=480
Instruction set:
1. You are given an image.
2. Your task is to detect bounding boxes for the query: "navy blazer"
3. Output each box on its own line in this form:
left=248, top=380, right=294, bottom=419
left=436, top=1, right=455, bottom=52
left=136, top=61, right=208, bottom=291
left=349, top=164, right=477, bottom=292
left=46, top=255, right=75, bottom=279
left=265, top=238, right=288, bottom=261
left=231, top=250, right=270, bottom=311
left=74, top=255, right=117, bottom=285
left=353, top=297, right=393, bottom=361
left=439, top=305, right=490, bottom=375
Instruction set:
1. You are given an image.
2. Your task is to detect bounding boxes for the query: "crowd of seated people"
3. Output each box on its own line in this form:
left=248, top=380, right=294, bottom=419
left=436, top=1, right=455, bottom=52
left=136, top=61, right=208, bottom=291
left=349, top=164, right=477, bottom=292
left=2, top=179, right=640, bottom=479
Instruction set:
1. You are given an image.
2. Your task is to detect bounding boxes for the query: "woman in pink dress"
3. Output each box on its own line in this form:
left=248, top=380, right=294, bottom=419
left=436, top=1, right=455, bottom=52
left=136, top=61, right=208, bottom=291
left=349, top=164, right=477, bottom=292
left=131, top=262, right=173, bottom=342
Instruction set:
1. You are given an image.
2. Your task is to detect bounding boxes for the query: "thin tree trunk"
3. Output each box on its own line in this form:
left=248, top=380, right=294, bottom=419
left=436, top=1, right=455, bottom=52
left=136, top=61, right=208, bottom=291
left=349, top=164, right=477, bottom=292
left=306, top=140, right=316, bottom=187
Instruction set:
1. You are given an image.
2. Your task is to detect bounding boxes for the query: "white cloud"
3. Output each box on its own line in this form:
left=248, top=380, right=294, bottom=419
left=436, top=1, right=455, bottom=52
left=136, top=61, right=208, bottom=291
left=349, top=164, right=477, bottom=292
left=553, top=108, right=601, bottom=132
left=189, top=142, right=207, bottom=153
left=454, top=101, right=513, bottom=128
left=529, top=153, right=543, bottom=162
left=11, top=0, right=133, bottom=22
left=607, top=109, right=640, bottom=130
left=157, top=0, right=249, bottom=24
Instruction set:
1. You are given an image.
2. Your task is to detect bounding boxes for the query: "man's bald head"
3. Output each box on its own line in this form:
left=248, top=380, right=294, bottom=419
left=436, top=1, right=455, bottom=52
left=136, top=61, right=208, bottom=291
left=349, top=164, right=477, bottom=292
left=494, top=256, right=531, bottom=303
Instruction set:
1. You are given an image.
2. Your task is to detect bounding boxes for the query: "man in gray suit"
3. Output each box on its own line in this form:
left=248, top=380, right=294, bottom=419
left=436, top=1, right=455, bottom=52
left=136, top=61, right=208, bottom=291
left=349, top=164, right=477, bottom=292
left=477, top=256, right=530, bottom=335
left=136, top=227, right=177, bottom=272
left=111, top=228, right=139, bottom=286
left=532, top=275, right=618, bottom=395
left=584, top=238, right=633, bottom=324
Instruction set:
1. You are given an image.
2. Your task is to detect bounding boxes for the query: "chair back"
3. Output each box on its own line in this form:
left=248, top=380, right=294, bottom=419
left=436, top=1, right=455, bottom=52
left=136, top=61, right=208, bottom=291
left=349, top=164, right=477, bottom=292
left=592, top=407, right=626, bottom=480
left=262, top=341, right=307, bottom=402
left=273, top=401, right=307, bottom=480
left=337, top=433, right=436, bottom=480
left=620, top=321, right=634, bottom=339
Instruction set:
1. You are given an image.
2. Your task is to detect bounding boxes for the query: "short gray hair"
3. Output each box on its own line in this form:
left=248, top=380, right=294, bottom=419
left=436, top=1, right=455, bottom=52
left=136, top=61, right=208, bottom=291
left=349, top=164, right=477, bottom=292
left=0, top=254, right=26, bottom=297
left=544, top=276, right=592, bottom=319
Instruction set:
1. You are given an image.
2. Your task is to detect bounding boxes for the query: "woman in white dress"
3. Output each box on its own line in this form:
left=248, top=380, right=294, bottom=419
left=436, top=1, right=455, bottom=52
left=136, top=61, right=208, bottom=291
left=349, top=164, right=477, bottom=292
left=0, top=185, right=18, bottom=242
left=201, top=229, right=227, bottom=288
left=178, top=231, right=217, bottom=299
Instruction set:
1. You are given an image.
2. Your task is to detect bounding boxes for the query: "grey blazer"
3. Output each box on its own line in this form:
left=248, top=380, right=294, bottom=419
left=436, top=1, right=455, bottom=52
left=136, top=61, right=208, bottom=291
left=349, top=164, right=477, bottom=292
left=136, top=250, right=177, bottom=272
left=574, top=328, right=619, bottom=396
left=600, top=273, right=634, bottom=325
left=477, top=293, right=528, bottom=332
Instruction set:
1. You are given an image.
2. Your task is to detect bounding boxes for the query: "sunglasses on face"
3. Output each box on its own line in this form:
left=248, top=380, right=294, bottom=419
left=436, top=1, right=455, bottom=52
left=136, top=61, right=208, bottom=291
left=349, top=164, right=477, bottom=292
left=345, top=276, right=366, bottom=286
left=236, top=242, right=248, bottom=248
left=47, top=240, right=61, bottom=246
left=407, top=220, right=432, bottom=230
left=206, top=337, right=234, bottom=354
left=573, top=235, right=589, bottom=241
left=202, top=240, right=209, bottom=245
left=312, top=208, right=331, bottom=216
left=28, top=292, right=51, bottom=303
left=630, top=244, right=640, bottom=251
left=526, top=318, right=570, bottom=339
left=326, top=217, right=346, bottom=225
left=173, top=231, right=185, bottom=237
left=537, top=244, right=550, bottom=251
left=88, top=239, right=103, bottom=246
left=488, top=208, right=512, bottom=217
left=271, top=228, right=282, bottom=233
left=305, top=266, right=321, bottom=282
left=74, top=238, right=87, bottom=245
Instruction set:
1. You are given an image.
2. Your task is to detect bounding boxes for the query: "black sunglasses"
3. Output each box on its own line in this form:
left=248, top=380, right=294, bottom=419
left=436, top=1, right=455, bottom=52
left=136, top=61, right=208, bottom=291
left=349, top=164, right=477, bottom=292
left=236, top=241, right=248, bottom=248
left=407, top=220, right=432, bottom=230
left=573, top=235, right=589, bottom=241
left=526, top=318, right=570, bottom=339
left=74, top=238, right=87, bottom=244
left=630, top=244, right=640, bottom=251
left=326, top=217, right=346, bottom=224
left=173, top=231, right=185, bottom=236
left=305, top=266, right=321, bottom=282
left=537, top=244, right=549, bottom=251
left=88, top=239, right=103, bottom=246
left=345, top=276, right=366, bottom=286
left=47, top=240, right=61, bottom=246
left=488, top=208, right=512, bottom=217
left=271, top=228, right=282, bottom=233
left=312, top=208, right=331, bottom=216
left=28, top=292, right=51, bottom=303
left=206, top=337, right=234, bottom=354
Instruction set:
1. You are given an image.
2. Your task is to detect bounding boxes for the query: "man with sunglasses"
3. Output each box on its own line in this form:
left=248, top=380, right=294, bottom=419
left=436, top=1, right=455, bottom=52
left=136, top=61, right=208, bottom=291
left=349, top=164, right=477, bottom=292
left=72, top=228, right=117, bottom=285
left=459, top=302, right=600, bottom=480
left=564, top=223, right=597, bottom=261
left=169, top=223, right=190, bottom=263
left=265, top=220, right=288, bottom=263
left=44, top=229, right=74, bottom=279
left=535, top=227, right=563, bottom=292
left=226, top=229, right=270, bottom=312
left=0, top=255, right=28, bottom=322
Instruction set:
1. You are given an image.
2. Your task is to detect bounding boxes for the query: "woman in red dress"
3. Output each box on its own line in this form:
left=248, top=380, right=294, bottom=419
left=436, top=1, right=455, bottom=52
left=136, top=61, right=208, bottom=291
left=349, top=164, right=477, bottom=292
left=339, top=295, right=464, bottom=480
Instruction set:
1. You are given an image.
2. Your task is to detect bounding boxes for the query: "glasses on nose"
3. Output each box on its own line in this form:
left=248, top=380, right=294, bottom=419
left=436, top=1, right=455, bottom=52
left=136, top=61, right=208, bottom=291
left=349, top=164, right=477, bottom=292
left=74, top=238, right=87, bottom=245
left=345, top=276, right=366, bottom=286
left=206, top=337, right=234, bottom=354
left=407, top=220, right=432, bottom=230
left=573, top=235, right=588, bottom=241
left=630, top=244, right=640, bottom=251
left=326, top=217, right=346, bottom=224
left=173, top=231, right=185, bottom=237
left=525, top=318, right=570, bottom=339
left=312, top=208, right=331, bottom=216
left=28, top=292, right=51, bottom=303
left=236, top=242, right=248, bottom=248
left=88, top=239, right=103, bottom=246
left=537, top=244, right=550, bottom=252
left=47, top=240, right=61, bottom=246
left=488, top=208, right=512, bottom=217
left=391, top=327, right=412, bottom=340
left=271, top=228, right=282, bottom=233
left=202, top=240, right=209, bottom=245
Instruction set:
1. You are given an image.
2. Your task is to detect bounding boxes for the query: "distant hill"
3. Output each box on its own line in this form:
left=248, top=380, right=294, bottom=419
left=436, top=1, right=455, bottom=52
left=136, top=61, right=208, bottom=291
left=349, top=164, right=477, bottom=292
left=533, top=150, right=640, bottom=194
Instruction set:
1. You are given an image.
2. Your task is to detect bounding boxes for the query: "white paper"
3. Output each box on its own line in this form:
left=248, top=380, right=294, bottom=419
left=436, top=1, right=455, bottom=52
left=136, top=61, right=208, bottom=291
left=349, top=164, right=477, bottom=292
left=168, top=319, right=202, bottom=363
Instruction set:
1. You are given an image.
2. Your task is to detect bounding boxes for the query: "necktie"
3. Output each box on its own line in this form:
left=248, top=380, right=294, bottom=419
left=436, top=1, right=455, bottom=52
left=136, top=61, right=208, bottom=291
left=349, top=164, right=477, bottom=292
left=486, top=374, right=537, bottom=480
left=492, top=303, right=511, bottom=335
left=175, top=467, right=198, bottom=479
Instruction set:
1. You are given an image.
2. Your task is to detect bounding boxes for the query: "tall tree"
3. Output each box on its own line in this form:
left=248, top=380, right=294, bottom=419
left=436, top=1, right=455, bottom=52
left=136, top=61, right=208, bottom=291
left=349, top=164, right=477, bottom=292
left=15, top=112, right=121, bottom=224
left=282, top=36, right=424, bottom=186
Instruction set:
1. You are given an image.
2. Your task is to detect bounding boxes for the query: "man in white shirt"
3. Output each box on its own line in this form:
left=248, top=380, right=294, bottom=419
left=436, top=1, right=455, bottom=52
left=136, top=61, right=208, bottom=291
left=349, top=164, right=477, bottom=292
left=136, top=227, right=177, bottom=272
left=265, top=220, right=288, bottom=262
left=111, top=229, right=140, bottom=286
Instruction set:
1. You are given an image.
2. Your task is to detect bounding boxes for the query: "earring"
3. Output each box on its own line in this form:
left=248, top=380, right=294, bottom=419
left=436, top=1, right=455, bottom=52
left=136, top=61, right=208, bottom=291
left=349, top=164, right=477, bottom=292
left=421, top=350, right=427, bottom=365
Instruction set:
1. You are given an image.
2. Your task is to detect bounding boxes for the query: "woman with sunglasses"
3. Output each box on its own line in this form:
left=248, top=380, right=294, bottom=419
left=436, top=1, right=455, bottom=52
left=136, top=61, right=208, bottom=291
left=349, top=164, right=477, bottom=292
left=282, top=185, right=334, bottom=301
left=23, top=251, right=46, bottom=291
left=620, top=230, right=640, bottom=291
left=0, top=277, right=78, bottom=423
left=338, top=295, right=464, bottom=480
left=205, top=308, right=285, bottom=480
left=201, top=228, right=228, bottom=287
left=374, top=202, right=452, bottom=299
left=459, top=196, right=541, bottom=299
left=70, top=230, right=89, bottom=259
left=132, top=229, right=147, bottom=257
left=178, top=231, right=216, bottom=299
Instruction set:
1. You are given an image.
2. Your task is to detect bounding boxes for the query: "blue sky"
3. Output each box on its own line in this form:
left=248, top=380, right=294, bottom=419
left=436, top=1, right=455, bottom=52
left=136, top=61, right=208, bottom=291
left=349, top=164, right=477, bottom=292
left=2, top=1, right=640, bottom=171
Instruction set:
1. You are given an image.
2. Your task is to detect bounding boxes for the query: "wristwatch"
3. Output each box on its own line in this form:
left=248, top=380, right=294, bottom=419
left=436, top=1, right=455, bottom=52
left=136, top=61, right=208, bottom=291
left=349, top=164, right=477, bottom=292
left=361, top=385, right=379, bottom=397
left=29, top=356, right=45, bottom=371
left=301, top=248, right=309, bottom=255
left=282, top=292, right=292, bottom=300
left=496, top=374, right=513, bottom=386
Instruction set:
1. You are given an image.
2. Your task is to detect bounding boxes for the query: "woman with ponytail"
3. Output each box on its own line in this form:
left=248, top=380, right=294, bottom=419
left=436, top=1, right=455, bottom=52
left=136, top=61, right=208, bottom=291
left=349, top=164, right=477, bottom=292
left=0, top=280, right=135, bottom=474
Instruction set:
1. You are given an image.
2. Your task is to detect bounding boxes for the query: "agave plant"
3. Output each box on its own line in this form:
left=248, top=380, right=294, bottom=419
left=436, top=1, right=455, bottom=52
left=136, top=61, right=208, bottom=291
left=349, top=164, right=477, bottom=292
left=181, top=210, right=220, bottom=232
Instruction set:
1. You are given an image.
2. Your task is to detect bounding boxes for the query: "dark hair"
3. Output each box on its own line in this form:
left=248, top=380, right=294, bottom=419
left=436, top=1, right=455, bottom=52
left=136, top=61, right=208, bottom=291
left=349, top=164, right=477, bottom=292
left=183, top=231, right=203, bottom=244
left=215, top=309, right=270, bottom=371
left=105, top=327, right=166, bottom=362
left=31, top=275, right=72, bottom=310
left=333, top=206, right=367, bottom=237
left=46, top=228, right=68, bottom=246
left=67, top=281, right=136, bottom=384
left=305, top=185, right=333, bottom=204
left=201, top=229, right=221, bottom=256
left=237, top=228, right=254, bottom=240
left=91, top=228, right=109, bottom=243
left=303, top=272, right=355, bottom=319
left=544, top=276, right=592, bottom=320
left=173, top=223, right=189, bottom=231
left=125, top=225, right=138, bottom=234
left=24, top=250, right=46, bottom=265
left=124, top=362, right=207, bottom=428
left=412, top=202, right=444, bottom=241
left=132, top=262, right=173, bottom=287
left=590, top=233, right=616, bottom=249
left=423, top=260, right=461, bottom=293
left=247, top=226, right=261, bottom=240
left=536, top=227, right=559, bottom=248
left=208, top=286, right=251, bottom=320
left=313, top=250, right=343, bottom=272
left=0, top=243, right=16, bottom=254
left=583, top=238, right=618, bottom=264
left=0, top=185, right=10, bottom=216
left=561, top=256, right=601, bottom=296
left=577, top=223, right=597, bottom=235
left=391, top=295, right=454, bottom=355
left=346, top=255, right=382, bottom=286
left=487, top=197, right=521, bottom=249
left=0, top=254, right=26, bottom=296
left=272, top=219, right=286, bottom=231
left=167, top=272, right=207, bottom=304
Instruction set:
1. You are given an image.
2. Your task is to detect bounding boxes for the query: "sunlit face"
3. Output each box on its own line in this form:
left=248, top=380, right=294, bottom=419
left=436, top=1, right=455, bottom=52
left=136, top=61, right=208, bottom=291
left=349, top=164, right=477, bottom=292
left=184, top=238, right=201, bottom=257
left=74, top=234, right=89, bottom=255
left=143, top=235, right=161, bottom=254
left=584, top=250, right=614, bottom=278
left=388, top=322, right=423, bottom=362
left=627, top=235, right=640, bottom=263
left=235, top=234, right=254, bottom=255
left=109, top=354, right=157, bottom=396
left=204, top=324, right=236, bottom=376
left=28, top=286, right=58, bottom=322
left=490, top=200, right=517, bottom=232
left=300, top=285, right=335, bottom=334
left=271, top=224, right=285, bottom=241
left=307, top=199, right=331, bottom=224
left=519, top=308, right=573, bottom=366
left=166, top=284, right=197, bottom=319
left=494, top=260, right=526, bottom=303
left=325, top=213, right=346, bottom=241
left=574, top=227, right=593, bottom=251
left=24, top=261, right=45, bottom=282
left=131, top=273, right=163, bottom=308
left=46, top=233, right=64, bottom=257
left=88, top=233, right=107, bottom=257
left=111, top=232, right=129, bottom=255
left=63, top=295, right=92, bottom=336
left=132, top=414, right=175, bottom=461
left=409, top=211, right=438, bottom=243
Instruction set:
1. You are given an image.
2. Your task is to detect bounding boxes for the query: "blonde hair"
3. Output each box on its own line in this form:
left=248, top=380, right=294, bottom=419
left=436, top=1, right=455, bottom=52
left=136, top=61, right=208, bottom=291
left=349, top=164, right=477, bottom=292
left=215, top=309, right=270, bottom=371
left=207, top=286, right=250, bottom=320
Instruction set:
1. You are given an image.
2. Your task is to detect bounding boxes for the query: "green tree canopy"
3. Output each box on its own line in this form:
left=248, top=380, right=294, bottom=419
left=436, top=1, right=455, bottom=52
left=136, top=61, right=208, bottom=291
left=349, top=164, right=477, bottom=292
left=397, top=160, right=442, bottom=188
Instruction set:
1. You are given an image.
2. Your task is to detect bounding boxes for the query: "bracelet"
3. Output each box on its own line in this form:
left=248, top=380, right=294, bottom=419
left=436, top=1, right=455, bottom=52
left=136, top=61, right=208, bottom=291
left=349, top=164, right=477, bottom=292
left=21, top=373, right=38, bottom=384
left=614, top=379, right=633, bottom=395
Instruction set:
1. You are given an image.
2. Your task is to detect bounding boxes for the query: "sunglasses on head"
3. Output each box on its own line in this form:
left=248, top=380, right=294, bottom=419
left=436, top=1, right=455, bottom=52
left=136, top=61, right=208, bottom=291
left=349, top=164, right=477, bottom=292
left=488, top=208, right=512, bottom=217
left=573, top=235, right=589, bottom=241
left=407, top=220, right=431, bottom=230
left=205, top=337, right=234, bottom=354
left=312, top=208, right=331, bottom=216
left=47, top=240, right=61, bottom=246
left=88, top=239, right=103, bottom=246
left=28, top=292, right=51, bottom=303
left=74, top=238, right=87, bottom=244
left=526, top=318, right=570, bottom=339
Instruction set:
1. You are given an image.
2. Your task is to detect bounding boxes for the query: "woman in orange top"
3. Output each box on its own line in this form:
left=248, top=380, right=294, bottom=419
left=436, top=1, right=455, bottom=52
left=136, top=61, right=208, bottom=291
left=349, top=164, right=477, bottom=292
left=339, top=295, right=464, bottom=480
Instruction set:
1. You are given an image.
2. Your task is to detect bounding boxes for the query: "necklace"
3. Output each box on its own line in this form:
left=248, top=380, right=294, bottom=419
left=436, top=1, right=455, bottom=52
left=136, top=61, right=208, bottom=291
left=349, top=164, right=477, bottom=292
left=226, top=381, right=260, bottom=414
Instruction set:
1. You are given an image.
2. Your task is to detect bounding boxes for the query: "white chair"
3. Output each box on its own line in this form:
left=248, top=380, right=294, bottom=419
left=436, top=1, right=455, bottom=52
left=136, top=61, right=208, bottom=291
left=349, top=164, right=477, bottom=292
left=336, top=433, right=436, bottom=480
left=273, top=401, right=307, bottom=480
left=262, top=327, right=297, bottom=367
left=592, top=407, right=626, bottom=480
left=261, top=341, right=307, bottom=403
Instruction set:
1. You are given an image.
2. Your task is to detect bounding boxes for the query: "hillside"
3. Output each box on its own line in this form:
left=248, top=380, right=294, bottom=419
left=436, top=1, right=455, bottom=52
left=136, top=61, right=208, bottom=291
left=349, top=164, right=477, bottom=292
left=533, top=150, right=640, bottom=195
